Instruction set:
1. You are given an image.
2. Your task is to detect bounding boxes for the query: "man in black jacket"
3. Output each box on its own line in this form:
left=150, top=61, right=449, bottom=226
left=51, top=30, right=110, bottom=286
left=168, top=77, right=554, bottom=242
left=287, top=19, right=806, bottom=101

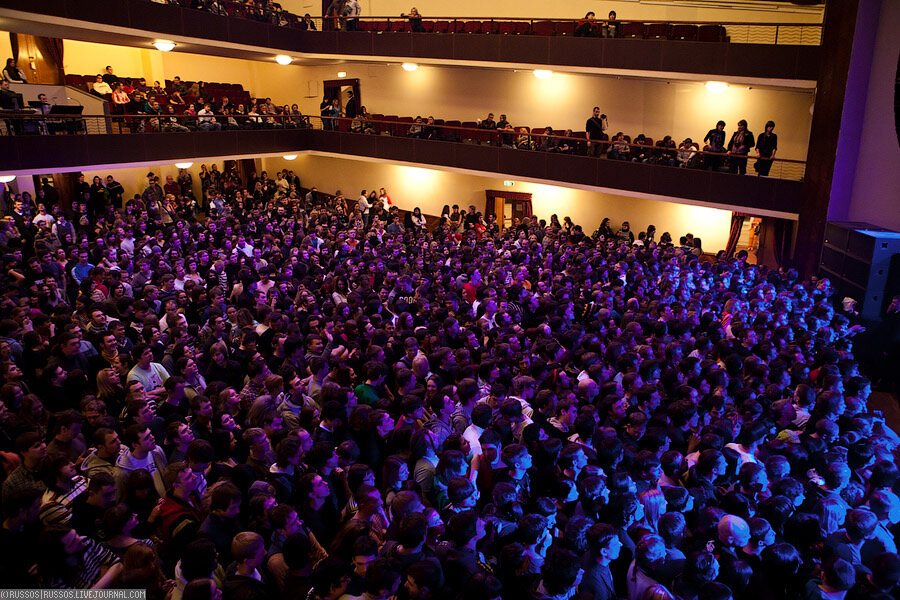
left=586, top=106, right=607, bottom=157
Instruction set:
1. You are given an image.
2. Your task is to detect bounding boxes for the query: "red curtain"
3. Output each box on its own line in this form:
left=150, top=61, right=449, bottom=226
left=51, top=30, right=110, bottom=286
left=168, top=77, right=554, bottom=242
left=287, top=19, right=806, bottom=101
left=36, top=37, right=65, bottom=84
left=725, top=212, right=749, bottom=258
left=9, top=33, right=18, bottom=63
left=772, top=219, right=793, bottom=268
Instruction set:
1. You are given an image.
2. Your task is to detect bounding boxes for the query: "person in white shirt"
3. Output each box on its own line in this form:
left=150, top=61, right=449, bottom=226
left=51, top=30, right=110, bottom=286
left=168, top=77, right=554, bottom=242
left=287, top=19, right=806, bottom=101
left=32, top=204, right=55, bottom=228
left=92, top=75, right=113, bottom=96
left=198, top=104, right=222, bottom=131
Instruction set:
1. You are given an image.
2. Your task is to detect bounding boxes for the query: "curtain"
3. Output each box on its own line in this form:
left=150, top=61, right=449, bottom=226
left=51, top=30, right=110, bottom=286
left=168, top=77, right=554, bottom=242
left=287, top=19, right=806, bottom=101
left=725, top=212, right=749, bottom=258
left=772, top=219, right=793, bottom=268
left=9, top=33, right=18, bottom=63
left=36, top=37, right=65, bottom=84
left=51, top=173, right=77, bottom=215
left=521, top=196, right=533, bottom=218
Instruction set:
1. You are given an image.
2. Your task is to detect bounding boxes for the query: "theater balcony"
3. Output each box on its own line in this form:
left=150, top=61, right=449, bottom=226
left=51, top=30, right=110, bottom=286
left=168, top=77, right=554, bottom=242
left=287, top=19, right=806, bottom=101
left=0, top=0, right=822, bottom=82
left=0, top=115, right=803, bottom=219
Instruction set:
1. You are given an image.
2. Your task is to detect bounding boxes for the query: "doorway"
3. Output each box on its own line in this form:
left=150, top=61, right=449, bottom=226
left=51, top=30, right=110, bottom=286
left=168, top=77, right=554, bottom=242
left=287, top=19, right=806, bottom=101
left=485, top=189, right=533, bottom=230
left=322, top=78, right=361, bottom=121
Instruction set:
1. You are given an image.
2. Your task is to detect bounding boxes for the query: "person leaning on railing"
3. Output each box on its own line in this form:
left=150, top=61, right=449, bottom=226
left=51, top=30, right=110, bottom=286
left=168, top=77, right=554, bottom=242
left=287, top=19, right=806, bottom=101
left=575, top=12, right=601, bottom=37
left=402, top=7, right=425, bottom=32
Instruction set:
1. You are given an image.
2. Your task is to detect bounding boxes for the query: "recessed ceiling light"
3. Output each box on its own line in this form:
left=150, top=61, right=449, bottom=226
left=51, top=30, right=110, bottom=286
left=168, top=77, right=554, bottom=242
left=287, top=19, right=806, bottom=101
left=153, top=40, right=176, bottom=52
left=533, top=70, right=553, bottom=79
left=705, top=81, right=728, bottom=93
left=401, top=63, right=418, bottom=72
left=0, top=175, right=15, bottom=183
left=175, top=162, right=193, bottom=169
left=275, top=55, right=293, bottom=65
left=283, top=155, right=298, bottom=161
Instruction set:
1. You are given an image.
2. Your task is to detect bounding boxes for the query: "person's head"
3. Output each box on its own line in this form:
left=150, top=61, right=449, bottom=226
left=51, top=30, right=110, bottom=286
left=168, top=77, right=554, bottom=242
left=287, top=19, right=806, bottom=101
left=717, top=515, right=750, bottom=548
left=405, top=558, right=444, bottom=600
left=231, top=531, right=266, bottom=570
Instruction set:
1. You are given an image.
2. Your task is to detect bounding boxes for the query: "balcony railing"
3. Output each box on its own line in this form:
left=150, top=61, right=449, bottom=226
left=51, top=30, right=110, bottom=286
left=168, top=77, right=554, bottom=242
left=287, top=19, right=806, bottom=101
left=134, top=0, right=823, bottom=45
left=0, top=111, right=805, bottom=181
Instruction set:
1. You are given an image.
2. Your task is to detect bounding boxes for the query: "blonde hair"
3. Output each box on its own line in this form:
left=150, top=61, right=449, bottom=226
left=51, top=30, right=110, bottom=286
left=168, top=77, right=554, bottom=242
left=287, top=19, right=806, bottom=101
left=639, top=489, right=667, bottom=533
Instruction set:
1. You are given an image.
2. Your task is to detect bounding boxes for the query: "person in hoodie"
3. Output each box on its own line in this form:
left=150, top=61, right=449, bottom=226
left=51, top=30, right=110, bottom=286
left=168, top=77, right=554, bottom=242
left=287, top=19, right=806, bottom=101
left=115, top=424, right=168, bottom=499
left=170, top=538, right=226, bottom=600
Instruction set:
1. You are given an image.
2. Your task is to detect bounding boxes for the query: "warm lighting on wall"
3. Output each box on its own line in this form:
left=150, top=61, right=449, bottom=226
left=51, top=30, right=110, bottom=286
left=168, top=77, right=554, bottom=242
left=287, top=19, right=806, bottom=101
left=705, top=81, right=728, bottom=93
left=0, top=175, right=15, bottom=183
left=153, top=40, right=176, bottom=52
left=175, top=162, right=193, bottom=169
left=283, top=155, right=298, bottom=161
left=503, top=180, right=516, bottom=187
left=401, top=63, right=419, bottom=72
left=275, top=55, right=293, bottom=65
left=337, top=72, right=347, bottom=78
left=533, top=70, right=553, bottom=79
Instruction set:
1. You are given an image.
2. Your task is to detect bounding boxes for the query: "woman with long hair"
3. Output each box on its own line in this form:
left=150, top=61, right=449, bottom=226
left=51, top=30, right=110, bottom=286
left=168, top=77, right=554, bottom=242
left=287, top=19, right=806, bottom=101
left=96, top=368, right=126, bottom=416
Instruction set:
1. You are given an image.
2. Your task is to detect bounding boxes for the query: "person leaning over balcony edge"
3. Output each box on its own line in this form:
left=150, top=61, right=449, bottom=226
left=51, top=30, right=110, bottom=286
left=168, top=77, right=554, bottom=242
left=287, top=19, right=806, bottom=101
left=575, top=12, right=601, bottom=37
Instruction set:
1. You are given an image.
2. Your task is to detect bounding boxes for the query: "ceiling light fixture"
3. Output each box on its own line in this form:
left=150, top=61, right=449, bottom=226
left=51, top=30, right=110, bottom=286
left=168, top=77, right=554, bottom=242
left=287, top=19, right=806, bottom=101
left=705, top=81, right=728, bottom=93
left=401, top=63, right=418, bottom=72
left=153, top=40, right=176, bottom=52
left=533, top=70, right=553, bottom=79
left=0, top=175, right=15, bottom=183
left=175, top=162, right=193, bottom=169
left=337, top=71, right=347, bottom=78
left=283, top=154, right=298, bottom=161
left=275, top=55, right=293, bottom=65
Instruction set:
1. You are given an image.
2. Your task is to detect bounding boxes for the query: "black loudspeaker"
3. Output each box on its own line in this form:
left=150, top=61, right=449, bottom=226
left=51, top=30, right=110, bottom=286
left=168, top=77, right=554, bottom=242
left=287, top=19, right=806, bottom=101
left=820, top=222, right=900, bottom=321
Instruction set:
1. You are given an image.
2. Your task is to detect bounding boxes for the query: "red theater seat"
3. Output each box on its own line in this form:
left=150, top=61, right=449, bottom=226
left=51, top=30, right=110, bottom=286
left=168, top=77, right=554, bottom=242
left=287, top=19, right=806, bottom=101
left=671, top=24, right=699, bottom=40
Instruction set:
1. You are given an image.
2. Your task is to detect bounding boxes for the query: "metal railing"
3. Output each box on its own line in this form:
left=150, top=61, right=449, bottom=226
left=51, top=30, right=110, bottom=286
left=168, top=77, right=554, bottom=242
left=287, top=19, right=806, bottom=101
left=0, top=111, right=806, bottom=180
left=146, top=0, right=823, bottom=46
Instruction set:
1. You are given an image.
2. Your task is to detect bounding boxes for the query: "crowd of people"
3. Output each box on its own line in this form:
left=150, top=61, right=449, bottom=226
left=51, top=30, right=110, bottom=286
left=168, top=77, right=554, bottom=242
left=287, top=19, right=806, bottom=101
left=0, top=161, right=897, bottom=600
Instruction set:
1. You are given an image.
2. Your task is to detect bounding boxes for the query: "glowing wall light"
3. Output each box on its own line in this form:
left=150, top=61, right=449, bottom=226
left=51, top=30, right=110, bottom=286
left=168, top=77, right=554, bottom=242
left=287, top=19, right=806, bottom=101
left=401, top=63, right=419, bottom=72
left=153, top=40, right=176, bottom=52
left=705, top=81, right=729, bottom=93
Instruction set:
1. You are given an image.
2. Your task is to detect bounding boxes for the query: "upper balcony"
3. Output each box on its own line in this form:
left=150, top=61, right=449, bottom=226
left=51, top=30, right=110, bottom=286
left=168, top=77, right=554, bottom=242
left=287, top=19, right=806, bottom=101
left=0, top=0, right=822, bottom=83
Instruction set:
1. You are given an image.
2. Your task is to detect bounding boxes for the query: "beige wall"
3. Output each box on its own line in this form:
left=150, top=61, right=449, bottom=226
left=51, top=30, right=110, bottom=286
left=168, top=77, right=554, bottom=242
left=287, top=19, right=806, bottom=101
left=357, top=0, right=823, bottom=22
left=260, top=153, right=733, bottom=251
left=296, top=63, right=814, bottom=161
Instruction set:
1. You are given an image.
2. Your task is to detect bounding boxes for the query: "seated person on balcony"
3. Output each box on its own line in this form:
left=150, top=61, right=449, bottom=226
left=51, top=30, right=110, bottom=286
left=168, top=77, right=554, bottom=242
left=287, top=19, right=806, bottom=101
left=603, top=11, right=619, bottom=38
left=220, top=97, right=233, bottom=114
left=632, top=134, right=652, bottom=163
left=261, top=105, right=284, bottom=129
left=402, top=8, right=425, bottom=32
left=207, top=0, right=227, bottom=16
left=515, top=129, right=534, bottom=150
left=133, top=78, right=150, bottom=94
left=408, top=116, right=424, bottom=138
left=727, top=119, right=754, bottom=175
left=677, top=138, right=699, bottom=168
left=558, top=129, right=575, bottom=154
left=145, top=99, right=163, bottom=132
left=271, top=6, right=290, bottom=27
left=298, top=13, right=317, bottom=30
left=170, top=77, right=188, bottom=104
left=198, top=103, right=222, bottom=131
left=126, top=90, right=146, bottom=115
left=290, top=104, right=310, bottom=128
left=543, top=126, right=560, bottom=152
left=247, top=104, right=263, bottom=128
left=3, top=58, right=27, bottom=83
left=608, top=132, right=630, bottom=160
left=575, top=12, right=601, bottom=37
left=754, top=120, right=777, bottom=176
left=478, top=113, right=497, bottom=129
left=497, top=114, right=514, bottom=147
left=652, top=135, right=677, bottom=166
left=423, top=116, right=438, bottom=140
left=111, top=83, right=129, bottom=112
left=101, top=66, right=119, bottom=88
left=163, top=105, right=191, bottom=132
left=91, top=75, right=113, bottom=97
left=703, top=120, right=726, bottom=170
